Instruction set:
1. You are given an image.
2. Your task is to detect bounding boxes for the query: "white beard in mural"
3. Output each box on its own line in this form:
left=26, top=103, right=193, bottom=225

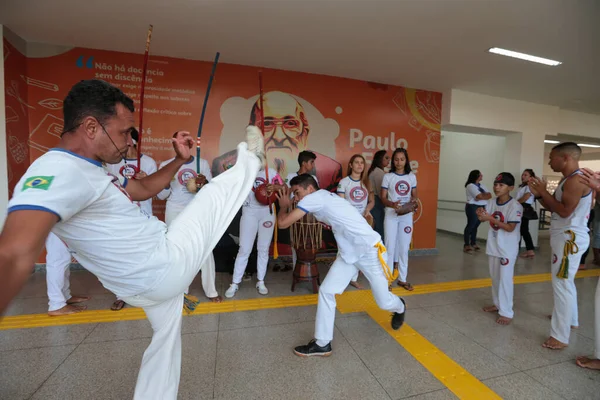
left=215, top=91, right=341, bottom=189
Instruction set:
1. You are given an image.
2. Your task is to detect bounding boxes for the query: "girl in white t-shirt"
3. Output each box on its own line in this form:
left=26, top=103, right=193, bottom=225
left=464, top=170, right=492, bottom=253
left=380, top=148, right=418, bottom=291
left=337, top=154, right=375, bottom=289
left=516, top=169, right=537, bottom=259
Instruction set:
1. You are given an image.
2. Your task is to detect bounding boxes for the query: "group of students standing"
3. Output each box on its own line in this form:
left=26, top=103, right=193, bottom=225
left=458, top=142, right=600, bottom=372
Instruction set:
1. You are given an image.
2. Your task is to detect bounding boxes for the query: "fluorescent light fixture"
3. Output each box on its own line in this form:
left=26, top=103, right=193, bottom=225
left=578, top=143, right=600, bottom=148
left=544, top=140, right=560, bottom=144
left=488, top=47, right=562, bottom=66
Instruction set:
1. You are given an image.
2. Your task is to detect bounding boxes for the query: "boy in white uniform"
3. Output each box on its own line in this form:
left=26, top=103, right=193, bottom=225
left=0, top=79, right=266, bottom=400
left=285, top=150, right=318, bottom=272
left=225, top=169, right=285, bottom=298
left=156, top=154, right=221, bottom=302
left=528, top=142, right=591, bottom=350
left=276, top=174, right=406, bottom=356
left=476, top=173, right=522, bottom=325
left=44, top=232, right=90, bottom=315
left=381, top=148, right=418, bottom=291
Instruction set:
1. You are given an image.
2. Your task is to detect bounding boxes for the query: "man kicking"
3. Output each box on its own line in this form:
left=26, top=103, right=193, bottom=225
left=528, top=142, right=591, bottom=350
left=0, top=79, right=265, bottom=400
left=276, top=174, right=406, bottom=356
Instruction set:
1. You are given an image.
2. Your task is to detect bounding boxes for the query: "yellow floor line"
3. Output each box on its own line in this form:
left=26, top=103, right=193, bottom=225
left=366, top=308, right=501, bottom=400
left=1, top=270, right=598, bottom=330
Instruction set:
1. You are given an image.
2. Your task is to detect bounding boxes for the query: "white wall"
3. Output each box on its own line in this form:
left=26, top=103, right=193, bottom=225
left=0, top=25, right=8, bottom=228
left=436, top=131, right=505, bottom=240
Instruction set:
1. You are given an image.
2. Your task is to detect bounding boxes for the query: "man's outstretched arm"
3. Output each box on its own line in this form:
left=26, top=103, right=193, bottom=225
left=0, top=210, right=58, bottom=315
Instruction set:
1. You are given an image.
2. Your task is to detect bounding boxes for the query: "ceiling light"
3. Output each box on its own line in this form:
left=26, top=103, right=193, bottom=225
left=578, top=143, right=600, bottom=148
left=488, top=47, right=562, bottom=66
left=544, top=140, right=559, bottom=144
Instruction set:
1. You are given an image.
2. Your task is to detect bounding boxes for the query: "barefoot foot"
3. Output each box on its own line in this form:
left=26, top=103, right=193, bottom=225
left=542, top=336, right=567, bottom=350
left=67, top=295, right=90, bottom=304
left=576, top=356, right=600, bottom=370
left=349, top=281, right=363, bottom=289
left=48, top=304, right=87, bottom=316
left=208, top=295, right=223, bottom=303
left=482, top=305, right=499, bottom=313
left=496, top=316, right=512, bottom=325
left=111, top=300, right=125, bottom=311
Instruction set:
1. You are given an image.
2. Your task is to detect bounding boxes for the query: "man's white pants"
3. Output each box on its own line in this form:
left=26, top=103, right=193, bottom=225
left=165, top=202, right=218, bottom=298
left=45, top=232, right=74, bottom=312
left=384, top=209, right=413, bottom=282
left=550, top=230, right=589, bottom=344
left=121, top=143, right=260, bottom=400
left=231, top=206, right=275, bottom=284
left=488, top=256, right=515, bottom=319
left=315, top=248, right=405, bottom=343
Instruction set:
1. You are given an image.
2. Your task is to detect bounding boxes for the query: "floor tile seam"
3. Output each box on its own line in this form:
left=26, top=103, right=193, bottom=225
left=29, top=323, right=99, bottom=399
left=519, top=368, right=570, bottom=399
left=332, top=316, right=394, bottom=400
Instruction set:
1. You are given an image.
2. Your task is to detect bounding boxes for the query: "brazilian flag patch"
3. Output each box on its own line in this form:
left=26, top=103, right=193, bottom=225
left=22, top=176, right=54, bottom=191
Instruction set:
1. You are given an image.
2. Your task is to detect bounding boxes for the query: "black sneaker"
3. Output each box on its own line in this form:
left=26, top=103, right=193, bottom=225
left=293, top=339, right=332, bottom=357
left=391, top=298, right=406, bottom=330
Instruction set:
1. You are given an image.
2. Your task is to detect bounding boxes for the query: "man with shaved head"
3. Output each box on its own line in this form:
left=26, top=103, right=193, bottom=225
left=528, top=142, right=591, bottom=350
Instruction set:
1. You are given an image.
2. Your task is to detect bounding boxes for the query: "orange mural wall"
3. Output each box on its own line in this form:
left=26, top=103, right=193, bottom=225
left=4, top=38, right=441, bottom=257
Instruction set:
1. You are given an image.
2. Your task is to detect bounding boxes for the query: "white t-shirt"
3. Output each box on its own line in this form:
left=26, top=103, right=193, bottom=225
left=8, top=149, right=171, bottom=297
left=381, top=172, right=417, bottom=206
left=466, top=183, right=489, bottom=206
left=551, top=170, right=592, bottom=234
left=515, top=185, right=534, bottom=205
left=297, top=190, right=381, bottom=264
left=156, top=156, right=212, bottom=207
left=485, top=197, right=523, bottom=260
left=337, top=176, right=370, bottom=214
left=105, top=155, right=157, bottom=217
left=244, top=168, right=283, bottom=208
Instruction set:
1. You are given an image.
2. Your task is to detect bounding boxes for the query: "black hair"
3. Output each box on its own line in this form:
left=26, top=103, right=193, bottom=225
left=494, top=172, right=515, bottom=187
left=465, top=170, right=481, bottom=187
left=390, top=148, right=411, bottom=174
left=130, top=128, right=139, bottom=144
left=289, top=173, right=319, bottom=190
left=520, top=169, right=536, bottom=187
left=368, top=150, right=387, bottom=175
left=62, top=79, right=134, bottom=135
left=552, top=142, right=582, bottom=158
left=298, top=150, right=316, bottom=166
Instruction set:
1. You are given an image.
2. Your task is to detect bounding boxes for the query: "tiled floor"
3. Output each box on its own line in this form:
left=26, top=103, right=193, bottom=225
left=1, top=231, right=600, bottom=399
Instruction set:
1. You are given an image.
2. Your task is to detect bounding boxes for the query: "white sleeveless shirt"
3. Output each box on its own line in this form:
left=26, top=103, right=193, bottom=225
left=551, top=170, right=592, bottom=234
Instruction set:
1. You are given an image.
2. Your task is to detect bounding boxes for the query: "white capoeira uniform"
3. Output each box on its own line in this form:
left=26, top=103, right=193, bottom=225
left=337, top=176, right=370, bottom=282
left=296, top=190, right=405, bottom=344
left=285, top=172, right=319, bottom=267
left=105, top=155, right=157, bottom=217
left=484, top=197, right=523, bottom=319
left=157, top=156, right=218, bottom=298
left=549, top=170, right=591, bottom=344
left=381, top=171, right=417, bottom=282
left=8, top=143, right=260, bottom=400
left=45, top=232, right=76, bottom=312
left=230, top=168, right=282, bottom=286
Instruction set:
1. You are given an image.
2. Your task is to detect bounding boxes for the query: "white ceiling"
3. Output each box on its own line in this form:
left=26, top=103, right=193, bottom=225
left=2, top=0, right=599, bottom=114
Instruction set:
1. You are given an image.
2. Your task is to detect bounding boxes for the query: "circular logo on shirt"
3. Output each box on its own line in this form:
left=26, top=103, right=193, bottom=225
left=404, top=226, right=412, bottom=234
left=395, top=180, right=410, bottom=196
left=500, top=258, right=509, bottom=266
left=177, top=168, right=197, bottom=185
left=106, top=172, right=133, bottom=202
left=263, top=221, right=273, bottom=228
left=253, top=177, right=267, bottom=191
left=119, top=164, right=137, bottom=179
left=490, top=211, right=504, bottom=231
left=349, top=186, right=368, bottom=203
left=552, top=254, right=558, bottom=264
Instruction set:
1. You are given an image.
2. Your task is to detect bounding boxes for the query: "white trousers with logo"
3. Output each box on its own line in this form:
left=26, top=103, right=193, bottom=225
left=231, top=205, right=275, bottom=284
left=45, top=232, right=74, bottom=312
left=121, top=143, right=260, bottom=400
left=384, top=209, right=413, bottom=282
left=488, top=255, right=515, bottom=319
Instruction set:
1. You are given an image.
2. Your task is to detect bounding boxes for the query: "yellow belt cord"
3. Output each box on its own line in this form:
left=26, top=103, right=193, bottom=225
left=557, top=230, right=578, bottom=279
left=375, top=242, right=398, bottom=284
